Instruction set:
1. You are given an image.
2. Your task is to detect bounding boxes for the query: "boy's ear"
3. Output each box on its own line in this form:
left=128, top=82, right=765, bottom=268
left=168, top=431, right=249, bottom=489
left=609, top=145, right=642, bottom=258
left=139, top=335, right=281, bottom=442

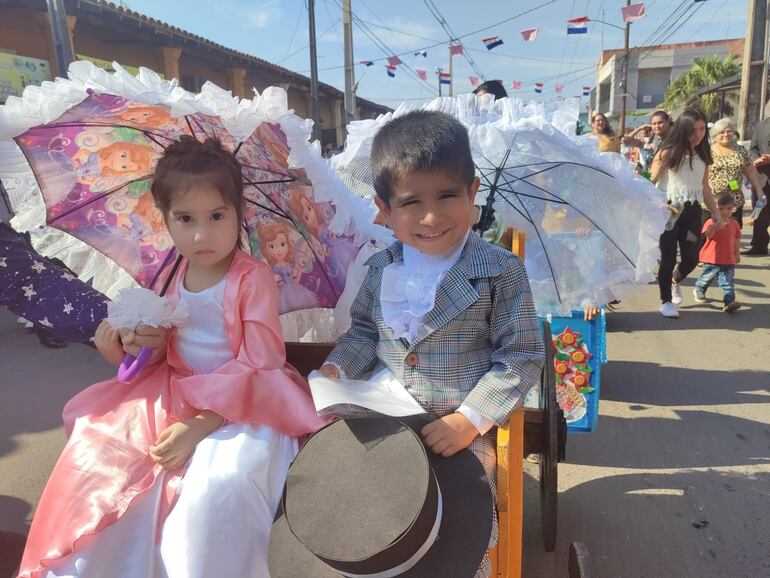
left=374, top=194, right=390, bottom=216
left=468, top=177, right=481, bottom=202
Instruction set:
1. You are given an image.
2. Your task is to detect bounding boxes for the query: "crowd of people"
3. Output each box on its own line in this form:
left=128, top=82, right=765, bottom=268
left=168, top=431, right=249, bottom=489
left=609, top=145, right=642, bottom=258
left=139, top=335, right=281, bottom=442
left=589, top=104, right=769, bottom=319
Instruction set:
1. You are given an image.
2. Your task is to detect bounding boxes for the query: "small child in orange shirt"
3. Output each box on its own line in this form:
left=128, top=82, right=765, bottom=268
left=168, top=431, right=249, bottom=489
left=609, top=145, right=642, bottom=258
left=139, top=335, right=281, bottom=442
left=694, top=192, right=742, bottom=312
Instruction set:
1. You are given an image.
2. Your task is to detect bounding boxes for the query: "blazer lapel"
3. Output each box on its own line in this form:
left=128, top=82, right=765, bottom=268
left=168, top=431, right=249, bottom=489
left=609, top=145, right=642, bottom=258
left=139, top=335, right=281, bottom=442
left=410, top=234, right=501, bottom=347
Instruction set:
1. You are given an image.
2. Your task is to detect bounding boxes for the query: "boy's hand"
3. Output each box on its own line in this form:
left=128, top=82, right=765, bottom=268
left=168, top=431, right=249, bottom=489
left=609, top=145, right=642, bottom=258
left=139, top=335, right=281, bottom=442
left=319, top=363, right=340, bottom=379
left=735, top=254, right=741, bottom=264
left=583, top=305, right=600, bottom=321
left=421, top=413, right=479, bottom=457
left=94, top=320, right=124, bottom=366
left=149, top=412, right=223, bottom=470
left=119, top=325, right=168, bottom=358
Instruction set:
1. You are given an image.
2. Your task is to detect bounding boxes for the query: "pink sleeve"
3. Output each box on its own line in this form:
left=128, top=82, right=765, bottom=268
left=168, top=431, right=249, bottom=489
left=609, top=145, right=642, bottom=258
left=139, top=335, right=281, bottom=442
left=174, top=267, right=327, bottom=437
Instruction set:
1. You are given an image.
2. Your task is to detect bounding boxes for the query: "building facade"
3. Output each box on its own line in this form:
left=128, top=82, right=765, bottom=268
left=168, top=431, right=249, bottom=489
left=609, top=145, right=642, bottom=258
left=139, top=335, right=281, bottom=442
left=0, top=0, right=391, bottom=146
left=593, top=38, right=745, bottom=128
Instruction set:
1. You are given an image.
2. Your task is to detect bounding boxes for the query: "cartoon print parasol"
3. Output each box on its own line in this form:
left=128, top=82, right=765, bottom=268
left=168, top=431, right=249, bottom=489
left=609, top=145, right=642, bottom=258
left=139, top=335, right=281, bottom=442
left=1, top=61, right=383, bottom=379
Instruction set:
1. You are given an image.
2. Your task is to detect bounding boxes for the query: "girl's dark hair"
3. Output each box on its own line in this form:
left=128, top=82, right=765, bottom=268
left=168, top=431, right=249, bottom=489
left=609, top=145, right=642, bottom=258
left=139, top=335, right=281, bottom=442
left=152, top=136, right=244, bottom=223
left=656, top=108, right=712, bottom=171
left=650, top=110, right=671, bottom=123
left=591, top=112, right=614, bottom=136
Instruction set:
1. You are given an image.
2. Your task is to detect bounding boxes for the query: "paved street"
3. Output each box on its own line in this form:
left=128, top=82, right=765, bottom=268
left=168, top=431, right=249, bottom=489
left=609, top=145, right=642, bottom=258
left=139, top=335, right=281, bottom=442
left=1, top=241, right=769, bottom=578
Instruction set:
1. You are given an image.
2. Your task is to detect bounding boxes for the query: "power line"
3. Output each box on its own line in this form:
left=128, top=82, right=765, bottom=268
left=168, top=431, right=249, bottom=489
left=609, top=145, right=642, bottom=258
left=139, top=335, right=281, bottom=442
left=422, top=0, right=486, bottom=80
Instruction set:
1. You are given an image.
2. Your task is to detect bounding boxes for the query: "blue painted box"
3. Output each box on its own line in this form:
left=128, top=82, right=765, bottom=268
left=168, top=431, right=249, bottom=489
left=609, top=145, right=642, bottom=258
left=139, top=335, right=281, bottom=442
left=546, top=310, right=606, bottom=433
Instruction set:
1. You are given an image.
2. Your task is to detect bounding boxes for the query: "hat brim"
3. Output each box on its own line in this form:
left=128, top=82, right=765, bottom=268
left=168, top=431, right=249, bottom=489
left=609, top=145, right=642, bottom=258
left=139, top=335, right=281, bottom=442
left=269, top=439, right=493, bottom=578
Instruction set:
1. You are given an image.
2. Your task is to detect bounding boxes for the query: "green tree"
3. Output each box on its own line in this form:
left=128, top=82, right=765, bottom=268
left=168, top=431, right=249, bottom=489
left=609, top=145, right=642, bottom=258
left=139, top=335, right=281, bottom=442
left=661, top=54, right=741, bottom=119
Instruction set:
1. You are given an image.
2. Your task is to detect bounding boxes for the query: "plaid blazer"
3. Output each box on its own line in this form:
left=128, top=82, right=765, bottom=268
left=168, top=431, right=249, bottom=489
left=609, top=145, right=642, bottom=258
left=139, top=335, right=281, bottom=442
left=326, top=233, right=545, bottom=426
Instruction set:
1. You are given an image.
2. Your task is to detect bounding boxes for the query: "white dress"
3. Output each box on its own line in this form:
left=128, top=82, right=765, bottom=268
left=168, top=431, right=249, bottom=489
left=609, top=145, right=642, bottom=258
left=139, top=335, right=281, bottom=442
left=46, top=277, right=298, bottom=578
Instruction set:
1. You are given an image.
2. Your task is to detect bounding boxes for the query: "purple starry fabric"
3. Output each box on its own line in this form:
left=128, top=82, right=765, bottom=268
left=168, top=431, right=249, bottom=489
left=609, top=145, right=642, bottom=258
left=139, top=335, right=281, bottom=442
left=0, top=223, right=108, bottom=344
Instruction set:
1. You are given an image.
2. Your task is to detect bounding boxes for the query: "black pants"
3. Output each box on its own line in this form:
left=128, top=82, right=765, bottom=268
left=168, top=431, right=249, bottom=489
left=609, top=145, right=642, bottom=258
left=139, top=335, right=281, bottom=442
left=748, top=181, right=770, bottom=252
left=659, top=202, right=702, bottom=303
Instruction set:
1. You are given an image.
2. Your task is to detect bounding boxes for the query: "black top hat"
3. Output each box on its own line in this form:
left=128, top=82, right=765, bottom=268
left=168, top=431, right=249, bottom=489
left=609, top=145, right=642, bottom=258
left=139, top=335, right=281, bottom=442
left=269, top=416, right=493, bottom=578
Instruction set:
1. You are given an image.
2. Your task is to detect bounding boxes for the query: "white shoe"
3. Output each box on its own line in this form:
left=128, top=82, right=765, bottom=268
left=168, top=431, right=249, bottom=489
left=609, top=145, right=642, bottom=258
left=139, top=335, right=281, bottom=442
left=671, top=282, right=683, bottom=305
left=660, top=302, right=679, bottom=318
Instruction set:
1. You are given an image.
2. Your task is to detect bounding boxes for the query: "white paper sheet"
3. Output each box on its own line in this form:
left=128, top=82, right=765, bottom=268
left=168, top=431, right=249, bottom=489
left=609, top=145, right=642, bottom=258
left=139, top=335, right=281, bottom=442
left=308, top=368, right=427, bottom=417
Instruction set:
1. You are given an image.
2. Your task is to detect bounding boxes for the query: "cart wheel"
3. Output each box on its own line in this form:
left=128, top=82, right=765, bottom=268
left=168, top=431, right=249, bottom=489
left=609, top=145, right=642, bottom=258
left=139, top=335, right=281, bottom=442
left=568, top=541, right=592, bottom=578
left=539, top=320, right=561, bottom=552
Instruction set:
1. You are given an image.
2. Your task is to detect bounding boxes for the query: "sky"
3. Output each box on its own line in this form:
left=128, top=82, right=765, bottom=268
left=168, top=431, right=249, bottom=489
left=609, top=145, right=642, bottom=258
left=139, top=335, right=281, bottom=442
left=124, top=0, right=748, bottom=108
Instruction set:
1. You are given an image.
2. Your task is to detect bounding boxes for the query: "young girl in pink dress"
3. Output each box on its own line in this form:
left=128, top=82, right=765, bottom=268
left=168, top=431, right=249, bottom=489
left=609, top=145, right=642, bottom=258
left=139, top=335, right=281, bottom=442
left=18, top=136, right=326, bottom=578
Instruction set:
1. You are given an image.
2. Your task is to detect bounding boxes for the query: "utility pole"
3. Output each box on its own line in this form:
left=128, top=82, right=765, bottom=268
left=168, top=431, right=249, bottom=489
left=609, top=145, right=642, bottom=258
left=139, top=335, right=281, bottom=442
left=342, top=0, right=356, bottom=124
left=46, top=0, right=75, bottom=76
left=308, top=0, right=322, bottom=142
left=437, top=67, right=442, bottom=97
left=737, top=0, right=770, bottom=139
left=448, top=44, right=454, bottom=97
left=619, top=0, right=631, bottom=135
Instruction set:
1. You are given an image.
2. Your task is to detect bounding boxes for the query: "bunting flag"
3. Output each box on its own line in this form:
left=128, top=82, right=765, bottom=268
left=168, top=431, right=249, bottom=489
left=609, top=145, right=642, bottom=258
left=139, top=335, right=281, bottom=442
left=439, top=72, right=452, bottom=85
left=386, top=65, right=397, bottom=78
left=555, top=84, right=564, bottom=94
left=360, top=60, right=374, bottom=67
left=534, top=82, right=544, bottom=94
left=414, top=49, right=428, bottom=57
left=387, top=55, right=402, bottom=67
left=621, top=3, right=646, bottom=23
left=582, top=86, right=591, bottom=96
left=567, top=16, right=589, bottom=34
left=520, top=28, right=538, bottom=41
left=416, top=67, right=428, bottom=81
left=449, top=43, right=464, bottom=56
left=469, top=76, right=480, bottom=87
left=482, top=36, right=504, bottom=50
left=511, top=80, right=522, bottom=90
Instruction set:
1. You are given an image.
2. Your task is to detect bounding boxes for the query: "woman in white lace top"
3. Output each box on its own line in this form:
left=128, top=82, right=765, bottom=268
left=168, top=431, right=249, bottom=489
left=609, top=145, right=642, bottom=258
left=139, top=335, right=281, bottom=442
left=651, top=108, right=723, bottom=318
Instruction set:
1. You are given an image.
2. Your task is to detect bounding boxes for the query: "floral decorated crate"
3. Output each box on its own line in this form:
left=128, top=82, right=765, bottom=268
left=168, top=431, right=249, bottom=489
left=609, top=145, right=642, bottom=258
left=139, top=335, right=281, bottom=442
left=548, top=311, right=606, bottom=433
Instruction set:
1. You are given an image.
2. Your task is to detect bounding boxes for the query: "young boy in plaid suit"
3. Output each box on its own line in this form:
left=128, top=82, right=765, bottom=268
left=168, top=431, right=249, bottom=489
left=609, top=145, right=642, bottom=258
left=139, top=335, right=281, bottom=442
left=320, top=110, right=545, bottom=577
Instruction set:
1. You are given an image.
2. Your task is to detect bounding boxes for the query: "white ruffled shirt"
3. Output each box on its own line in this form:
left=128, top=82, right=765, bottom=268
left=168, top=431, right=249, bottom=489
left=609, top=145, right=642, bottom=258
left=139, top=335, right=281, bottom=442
left=377, top=233, right=494, bottom=435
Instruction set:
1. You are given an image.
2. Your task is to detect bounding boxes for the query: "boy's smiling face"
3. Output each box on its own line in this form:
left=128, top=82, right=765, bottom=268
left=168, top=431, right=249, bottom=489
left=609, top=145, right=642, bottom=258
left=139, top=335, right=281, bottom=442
left=375, top=170, right=479, bottom=255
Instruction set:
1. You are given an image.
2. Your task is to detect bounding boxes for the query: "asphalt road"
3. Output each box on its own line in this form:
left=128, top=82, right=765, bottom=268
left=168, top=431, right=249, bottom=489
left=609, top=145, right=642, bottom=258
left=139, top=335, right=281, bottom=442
left=1, top=246, right=769, bottom=578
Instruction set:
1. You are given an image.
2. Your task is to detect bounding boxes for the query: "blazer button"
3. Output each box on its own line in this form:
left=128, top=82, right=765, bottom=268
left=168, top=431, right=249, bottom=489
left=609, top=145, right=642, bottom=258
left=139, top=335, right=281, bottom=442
left=405, top=352, right=419, bottom=367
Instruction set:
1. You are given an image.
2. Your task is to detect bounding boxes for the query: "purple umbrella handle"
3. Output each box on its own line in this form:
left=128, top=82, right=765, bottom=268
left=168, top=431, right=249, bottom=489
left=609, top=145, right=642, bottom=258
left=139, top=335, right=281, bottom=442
left=118, top=347, right=153, bottom=383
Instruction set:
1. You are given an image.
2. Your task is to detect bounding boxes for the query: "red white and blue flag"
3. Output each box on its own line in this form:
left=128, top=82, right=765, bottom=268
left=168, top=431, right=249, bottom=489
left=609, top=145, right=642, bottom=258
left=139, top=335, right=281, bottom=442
left=439, top=71, right=452, bottom=85
left=534, top=82, right=544, bottom=94
left=482, top=36, right=504, bottom=50
left=386, top=65, right=397, bottom=78
left=567, top=16, right=589, bottom=34
left=520, top=28, right=538, bottom=42
left=582, top=86, right=591, bottom=96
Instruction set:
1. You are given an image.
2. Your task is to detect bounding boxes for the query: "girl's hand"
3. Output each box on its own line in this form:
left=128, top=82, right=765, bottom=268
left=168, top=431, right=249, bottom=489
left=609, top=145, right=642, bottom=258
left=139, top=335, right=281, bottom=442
left=421, top=413, right=478, bottom=457
left=119, top=325, right=168, bottom=358
left=94, top=320, right=125, bottom=366
left=149, top=412, right=223, bottom=470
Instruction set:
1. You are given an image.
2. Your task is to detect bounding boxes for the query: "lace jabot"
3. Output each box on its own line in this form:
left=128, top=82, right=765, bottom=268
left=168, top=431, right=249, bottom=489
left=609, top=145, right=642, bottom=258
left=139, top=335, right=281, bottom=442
left=380, top=232, right=469, bottom=343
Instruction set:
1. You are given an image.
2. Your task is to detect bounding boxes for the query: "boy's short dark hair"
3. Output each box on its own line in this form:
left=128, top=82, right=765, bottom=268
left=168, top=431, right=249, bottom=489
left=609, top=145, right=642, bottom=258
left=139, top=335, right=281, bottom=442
left=716, top=192, right=734, bottom=207
left=371, top=110, right=475, bottom=205
left=473, top=80, right=508, bottom=100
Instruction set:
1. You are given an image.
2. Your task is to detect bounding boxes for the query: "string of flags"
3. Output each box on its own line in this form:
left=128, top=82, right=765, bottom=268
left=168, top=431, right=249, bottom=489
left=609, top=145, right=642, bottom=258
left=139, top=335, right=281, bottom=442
left=469, top=76, right=480, bottom=87
left=413, top=49, right=428, bottom=58
left=449, top=43, right=464, bottom=56
left=621, top=3, right=646, bottom=23
left=416, top=67, right=427, bottom=81
left=520, top=28, right=538, bottom=42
